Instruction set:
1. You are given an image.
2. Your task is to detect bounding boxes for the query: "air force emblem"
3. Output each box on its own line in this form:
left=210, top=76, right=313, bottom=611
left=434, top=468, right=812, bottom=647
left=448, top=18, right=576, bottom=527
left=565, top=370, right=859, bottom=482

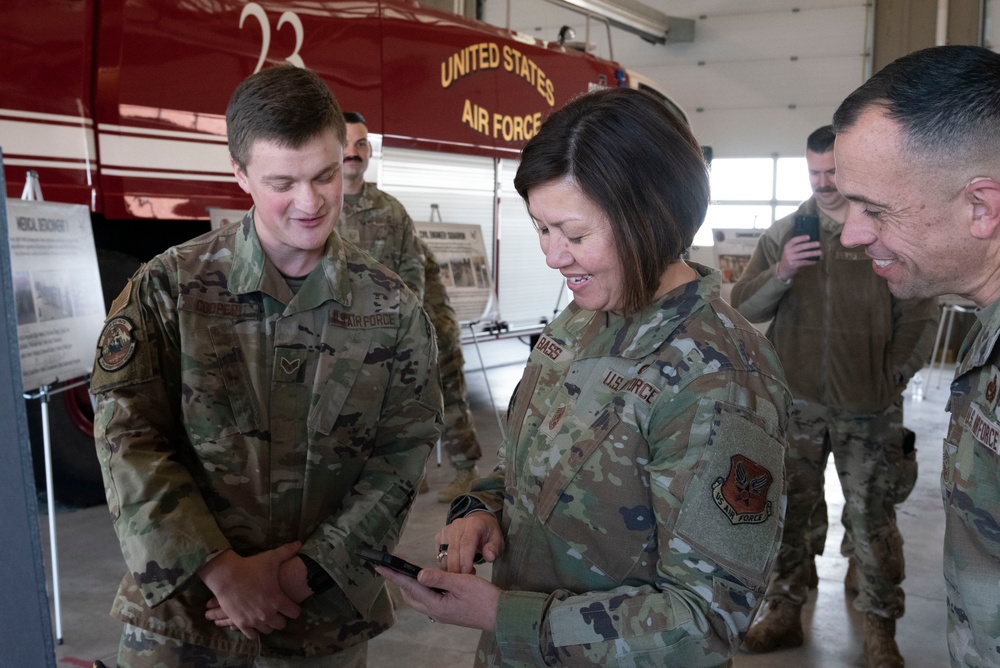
left=712, top=454, right=773, bottom=525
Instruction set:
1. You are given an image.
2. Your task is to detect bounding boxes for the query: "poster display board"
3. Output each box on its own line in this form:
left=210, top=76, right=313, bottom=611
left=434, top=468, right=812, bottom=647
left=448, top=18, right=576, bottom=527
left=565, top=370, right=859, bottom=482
left=6, top=200, right=105, bottom=392
left=712, top=228, right=764, bottom=284
left=415, top=221, right=494, bottom=323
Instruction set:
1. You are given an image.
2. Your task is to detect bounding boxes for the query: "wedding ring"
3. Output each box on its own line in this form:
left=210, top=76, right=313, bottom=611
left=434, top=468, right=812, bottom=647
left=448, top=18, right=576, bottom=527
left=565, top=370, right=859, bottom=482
left=436, top=544, right=448, bottom=562
left=428, top=617, right=436, bottom=623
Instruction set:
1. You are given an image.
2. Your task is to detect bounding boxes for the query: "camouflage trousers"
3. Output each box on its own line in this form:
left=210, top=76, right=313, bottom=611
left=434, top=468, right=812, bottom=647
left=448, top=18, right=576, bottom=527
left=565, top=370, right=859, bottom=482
left=116, top=623, right=367, bottom=667
left=424, top=252, right=482, bottom=470
left=764, top=399, right=906, bottom=619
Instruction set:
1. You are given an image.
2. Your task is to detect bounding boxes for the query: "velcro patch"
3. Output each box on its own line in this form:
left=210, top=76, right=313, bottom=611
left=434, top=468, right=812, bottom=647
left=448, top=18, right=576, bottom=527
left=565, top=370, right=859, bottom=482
left=97, top=316, right=137, bottom=372
left=534, top=334, right=564, bottom=361
left=106, top=280, right=132, bottom=319
left=673, top=403, right=784, bottom=587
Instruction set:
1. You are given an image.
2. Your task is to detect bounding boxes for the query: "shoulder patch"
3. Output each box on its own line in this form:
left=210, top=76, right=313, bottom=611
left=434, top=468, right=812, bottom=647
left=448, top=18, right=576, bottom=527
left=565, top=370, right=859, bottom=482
left=97, top=316, right=137, bottom=372
left=712, top=454, right=774, bottom=524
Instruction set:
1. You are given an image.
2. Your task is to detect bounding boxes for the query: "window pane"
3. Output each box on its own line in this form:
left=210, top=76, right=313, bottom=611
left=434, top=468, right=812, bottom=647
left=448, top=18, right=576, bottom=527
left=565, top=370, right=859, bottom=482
left=709, top=158, right=774, bottom=201
left=692, top=204, right=772, bottom=246
left=775, top=205, right=799, bottom=221
left=776, top=157, right=811, bottom=201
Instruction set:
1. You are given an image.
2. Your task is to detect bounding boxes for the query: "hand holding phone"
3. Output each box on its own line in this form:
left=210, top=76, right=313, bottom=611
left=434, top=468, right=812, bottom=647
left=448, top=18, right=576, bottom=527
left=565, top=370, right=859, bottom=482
left=358, top=546, right=423, bottom=578
left=793, top=213, right=820, bottom=242
left=357, top=545, right=447, bottom=593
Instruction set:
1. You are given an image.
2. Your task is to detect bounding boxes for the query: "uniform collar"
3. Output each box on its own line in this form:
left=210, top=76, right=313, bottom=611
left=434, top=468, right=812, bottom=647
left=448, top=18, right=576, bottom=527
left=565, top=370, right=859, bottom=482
left=341, top=181, right=379, bottom=215
left=556, top=262, right=718, bottom=360
left=228, top=207, right=354, bottom=310
left=956, top=298, right=1000, bottom=375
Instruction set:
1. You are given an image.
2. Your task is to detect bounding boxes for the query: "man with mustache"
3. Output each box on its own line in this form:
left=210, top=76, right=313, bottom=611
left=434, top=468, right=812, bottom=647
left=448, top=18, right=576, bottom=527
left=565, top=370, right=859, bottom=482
left=338, top=112, right=483, bottom=502
left=731, top=125, right=937, bottom=666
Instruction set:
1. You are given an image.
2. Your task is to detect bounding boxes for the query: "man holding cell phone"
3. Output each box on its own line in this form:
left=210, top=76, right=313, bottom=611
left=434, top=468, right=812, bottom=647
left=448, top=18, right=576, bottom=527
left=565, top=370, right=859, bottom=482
left=731, top=125, right=938, bottom=666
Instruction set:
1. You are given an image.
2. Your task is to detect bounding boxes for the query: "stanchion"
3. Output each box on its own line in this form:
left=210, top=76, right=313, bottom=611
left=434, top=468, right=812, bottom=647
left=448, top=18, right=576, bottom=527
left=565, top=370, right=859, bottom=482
left=23, top=376, right=92, bottom=645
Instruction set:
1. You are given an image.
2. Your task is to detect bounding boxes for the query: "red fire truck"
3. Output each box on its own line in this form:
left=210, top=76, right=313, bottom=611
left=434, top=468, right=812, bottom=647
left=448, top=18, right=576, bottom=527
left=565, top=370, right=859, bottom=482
left=1, top=0, right=682, bottom=503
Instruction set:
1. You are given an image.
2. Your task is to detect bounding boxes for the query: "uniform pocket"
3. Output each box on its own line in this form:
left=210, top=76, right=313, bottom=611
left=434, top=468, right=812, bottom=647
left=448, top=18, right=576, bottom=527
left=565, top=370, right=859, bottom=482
left=540, top=414, right=655, bottom=583
left=178, top=322, right=260, bottom=443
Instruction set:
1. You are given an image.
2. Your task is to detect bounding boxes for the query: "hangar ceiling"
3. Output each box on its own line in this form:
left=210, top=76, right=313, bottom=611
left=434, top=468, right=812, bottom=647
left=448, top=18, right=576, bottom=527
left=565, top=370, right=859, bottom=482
left=478, top=0, right=997, bottom=158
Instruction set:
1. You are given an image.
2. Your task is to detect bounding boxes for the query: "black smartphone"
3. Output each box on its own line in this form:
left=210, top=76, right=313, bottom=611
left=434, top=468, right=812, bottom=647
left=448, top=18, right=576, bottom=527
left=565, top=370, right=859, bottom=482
left=793, top=213, right=820, bottom=242
left=358, top=545, right=448, bottom=593
left=357, top=546, right=423, bottom=579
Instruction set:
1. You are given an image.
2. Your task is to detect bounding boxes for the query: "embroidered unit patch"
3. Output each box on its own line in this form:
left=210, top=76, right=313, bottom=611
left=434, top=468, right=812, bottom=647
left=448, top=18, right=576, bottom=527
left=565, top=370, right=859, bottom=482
left=712, top=454, right=774, bottom=525
left=97, top=316, right=137, bottom=372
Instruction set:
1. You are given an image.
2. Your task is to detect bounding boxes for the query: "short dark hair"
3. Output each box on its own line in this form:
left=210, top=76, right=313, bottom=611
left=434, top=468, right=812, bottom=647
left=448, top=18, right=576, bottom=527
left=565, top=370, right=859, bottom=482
left=833, top=46, right=1000, bottom=164
left=514, top=87, right=709, bottom=315
left=226, top=66, right=346, bottom=171
left=807, top=125, right=835, bottom=154
left=343, top=112, right=367, bottom=126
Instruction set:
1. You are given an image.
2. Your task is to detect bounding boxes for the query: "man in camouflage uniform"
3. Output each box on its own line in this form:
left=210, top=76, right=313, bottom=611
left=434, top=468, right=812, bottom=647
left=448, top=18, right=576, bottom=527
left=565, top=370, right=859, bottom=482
left=834, top=46, right=1000, bottom=668
left=731, top=126, right=937, bottom=666
left=91, top=66, right=441, bottom=666
left=338, top=111, right=482, bottom=503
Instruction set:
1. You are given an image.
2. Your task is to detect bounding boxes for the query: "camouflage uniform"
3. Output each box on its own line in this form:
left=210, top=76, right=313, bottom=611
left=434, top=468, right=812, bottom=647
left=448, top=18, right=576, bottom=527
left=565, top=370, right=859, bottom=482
left=91, top=212, right=442, bottom=660
left=942, top=299, right=1000, bottom=667
left=340, top=182, right=481, bottom=469
left=451, top=265, right=791, bottom=667
left=730, top=200, right=937, bottom=619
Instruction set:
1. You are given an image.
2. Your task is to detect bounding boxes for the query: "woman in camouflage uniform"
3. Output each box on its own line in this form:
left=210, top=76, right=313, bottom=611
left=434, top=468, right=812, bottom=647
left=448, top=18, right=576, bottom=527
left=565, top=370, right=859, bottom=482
left=380, top=87, right=792, bottom=667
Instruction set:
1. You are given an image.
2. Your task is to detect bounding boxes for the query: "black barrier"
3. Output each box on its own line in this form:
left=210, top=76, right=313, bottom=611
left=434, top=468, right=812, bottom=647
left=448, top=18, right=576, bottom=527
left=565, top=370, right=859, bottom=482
left=0, top=150, right=56, bottom=665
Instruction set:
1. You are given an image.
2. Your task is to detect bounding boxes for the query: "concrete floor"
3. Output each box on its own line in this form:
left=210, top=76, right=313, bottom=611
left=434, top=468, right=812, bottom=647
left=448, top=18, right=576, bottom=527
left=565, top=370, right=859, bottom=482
left=41, top=338, right=953, bottom=667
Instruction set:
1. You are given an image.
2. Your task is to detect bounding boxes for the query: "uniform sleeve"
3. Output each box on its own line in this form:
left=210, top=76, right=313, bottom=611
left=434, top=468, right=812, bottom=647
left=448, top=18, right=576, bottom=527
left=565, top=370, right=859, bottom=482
left=492, top=372, right=789, bottom=667
left=92, top=263, right=231, bottom=607
left=393, top=207, right=426, bottom=302
left=889, top=295, right=939, bottom=390
left=729, top=227, right=791, bottom=323
left=302, top=295, right=442, bottom=615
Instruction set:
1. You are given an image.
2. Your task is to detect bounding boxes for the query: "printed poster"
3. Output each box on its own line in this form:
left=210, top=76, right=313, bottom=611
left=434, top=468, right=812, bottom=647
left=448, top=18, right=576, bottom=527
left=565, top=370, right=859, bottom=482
left=5, top=200, right=106, bottom=392
left=712, top=228, right=764, bottom=283
left=415, top=222, right=494, bottom=323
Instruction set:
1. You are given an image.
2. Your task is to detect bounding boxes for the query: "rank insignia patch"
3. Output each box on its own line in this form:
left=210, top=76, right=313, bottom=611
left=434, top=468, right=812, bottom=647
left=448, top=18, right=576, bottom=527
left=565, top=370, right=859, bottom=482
left=712, top=454, right=773, bottom=525
left=97, top=316, right=137, bottom=372
left=987, top=366, right=1000, bottom=411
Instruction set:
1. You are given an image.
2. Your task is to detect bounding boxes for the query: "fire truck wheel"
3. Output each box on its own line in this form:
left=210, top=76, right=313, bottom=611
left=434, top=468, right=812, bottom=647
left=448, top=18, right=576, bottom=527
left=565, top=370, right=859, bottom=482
left=28, top=248, right=143, bottom=508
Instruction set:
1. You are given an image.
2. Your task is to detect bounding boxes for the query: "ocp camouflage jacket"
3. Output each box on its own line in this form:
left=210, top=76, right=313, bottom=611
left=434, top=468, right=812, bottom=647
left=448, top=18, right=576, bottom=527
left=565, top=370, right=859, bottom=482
left=461, top=265, right=790, bottom=667
left=91, top=212, right=441, bottom=657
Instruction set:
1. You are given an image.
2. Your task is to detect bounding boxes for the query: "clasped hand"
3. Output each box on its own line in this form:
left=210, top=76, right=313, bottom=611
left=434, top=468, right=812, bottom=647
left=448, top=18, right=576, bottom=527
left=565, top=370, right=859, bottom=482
left=378, top=513, right=504, bottom=631
left=200, top=541, right=308, bottom=640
